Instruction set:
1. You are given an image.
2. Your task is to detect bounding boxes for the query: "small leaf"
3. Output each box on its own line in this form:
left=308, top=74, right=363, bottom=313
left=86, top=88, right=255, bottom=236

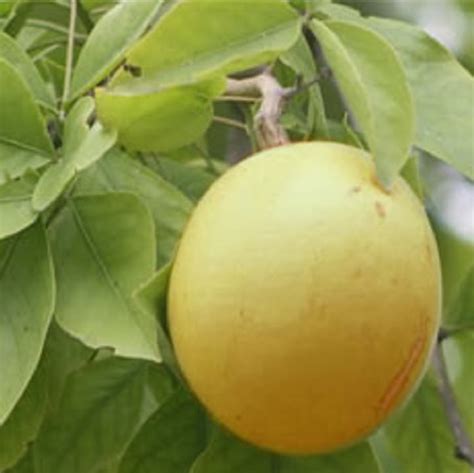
left=0, top=58, right=53, bottom=156
left=375, top=373, right=471, bottom=473
left=119, top=389, right=206, bottom=473
left=50, top=193, right=160, bottom=361
left=0, top=32, right=55, bottom=110
left=63, top=96, right=117, bottom=171
left=311, top=20, right=415, bottom=187
left=34, top=358, right=154, bottom=473
left=32, top=160, right=75, bottom=212
left=0, top=221, right=54, bottom=424
left=96, top=80, right=223, bottom=153
left=0, top=174, right=38, bottom=239
left=70, top=0, right=164, bottom=100
left=109, top=0, right=301, bottom=94
left=75, top=149, right=193, bottom=266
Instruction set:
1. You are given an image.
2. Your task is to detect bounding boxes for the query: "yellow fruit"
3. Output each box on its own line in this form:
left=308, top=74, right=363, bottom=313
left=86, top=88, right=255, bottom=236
left=168, top=142, right=441, bottom=455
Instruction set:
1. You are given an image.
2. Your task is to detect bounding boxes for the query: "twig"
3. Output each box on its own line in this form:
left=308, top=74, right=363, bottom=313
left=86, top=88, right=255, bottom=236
left=432, top=342, right=474, bottom=466
left=213, top=116, right=248, bottom=131
left=225, top=70, right=292, bottom=149
left=61, top=0, right=78, bottom=118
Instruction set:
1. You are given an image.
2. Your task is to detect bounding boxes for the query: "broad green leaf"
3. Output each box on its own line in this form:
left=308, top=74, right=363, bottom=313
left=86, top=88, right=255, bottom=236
left=310, top=20, right=415, bottom=187
left=192, top=428, right=380, bottom=473
left=377, top=373, right=471, bottom=473
left=32, top=160, right=75, bottom=211
left=34, top=358, right=153, bottom=473
left=40, top=322, right=93, bottom=409
left=0, top=32, right=55, bottom=110
left=119, top=389, right=206, bottom=473
left=366, top=18, right=474, bottom=180
left=0, top=58, right=53, bottom=156
left=75, top=149, right=193, bottom=266
left=0, top=142, right=49, bottom=185
left=109, top=0, right=301, bottom=94
left=0, top=322, right=92, bottom=471
left=96, top=79, right=223, bottom=152
left=155, top=157, right=216, bottom=202
left=280, top=34, right=328, bottom=138
left=50, top=193, right=160, bottom=361
left=0, top=221, right=54, bottom=424
left=70, top=0, right=164, bottom=100
left=0, top=174, right=38, bottom=239
left=445, top=332, right=474, bottom=441
left=0, top=361, right=48, bottom=470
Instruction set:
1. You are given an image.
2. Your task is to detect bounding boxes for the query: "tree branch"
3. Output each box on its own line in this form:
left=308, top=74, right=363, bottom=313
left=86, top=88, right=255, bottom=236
left=432, top=342, right=474, bottom=466
left=61, top=0, right=77, bottom=118
left=225, top=70, right=293, bottom=150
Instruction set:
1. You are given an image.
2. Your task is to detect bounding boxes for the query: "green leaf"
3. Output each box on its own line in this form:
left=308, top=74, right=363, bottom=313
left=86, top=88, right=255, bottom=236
left=0, top=32, right=55, bottom=110
left=109, top=0, right=301, bottom=94
left=0, top=174, right=38, bottom=239
left=191, top=428, right=272, bottom=473
left=310, top=20, right=415, bottom=187
left=0, top=58, right=53, bottom=157
left=75, top=149, right=193, bottom=266
left=96, top=79, right=223, bottom=152
left=49, top=193, right=160, bottom=361
left=32, top=160, right=75, bottom=212
left=0, top=321, right=92, bottom=471
left=0, top=221, right=54, bottom=424
left=448, top=266, right=474, bottom=329
left=376, top=373, right=471, bottom=473
left=0, top=361, right=48, bottom=470
left=119, top=389, right=206, bottom=473
left=70, top=0, right=164, bottom=100
left=366, top=18, right=474, bottom=180
left=31, top=98, right=117, bottom=212
left=155, top=157, right=216, bottom=202
left=277, top=443, right=381, bottom=472
left=401, top=155, right=424, bottom=200
left=0, top=141, right=49, bottom=185
left=432, top=218, right=474, bottom=327
left=192, top=428, right=380, bottom=472
left=63, top=96, right=117, bottom=171
left=34, top=358, right=154, bottom=473
left=5, top=449, right=35, bottom=473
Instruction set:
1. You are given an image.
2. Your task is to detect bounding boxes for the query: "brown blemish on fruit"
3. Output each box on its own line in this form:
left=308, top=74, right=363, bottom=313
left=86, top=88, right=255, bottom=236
left=375, top=201, right=386, bottom=219
left=350, top=186, right=362, bottom=194
left=377, top=318, right=428, bottom=416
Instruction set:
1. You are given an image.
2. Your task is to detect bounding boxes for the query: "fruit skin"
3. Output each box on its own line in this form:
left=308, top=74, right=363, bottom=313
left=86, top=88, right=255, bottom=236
left=168, top=142, right=441, bottom=455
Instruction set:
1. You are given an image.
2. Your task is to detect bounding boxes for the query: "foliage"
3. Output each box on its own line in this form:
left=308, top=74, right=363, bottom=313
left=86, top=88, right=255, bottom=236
left=0, top=0, right=472, bottom=472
